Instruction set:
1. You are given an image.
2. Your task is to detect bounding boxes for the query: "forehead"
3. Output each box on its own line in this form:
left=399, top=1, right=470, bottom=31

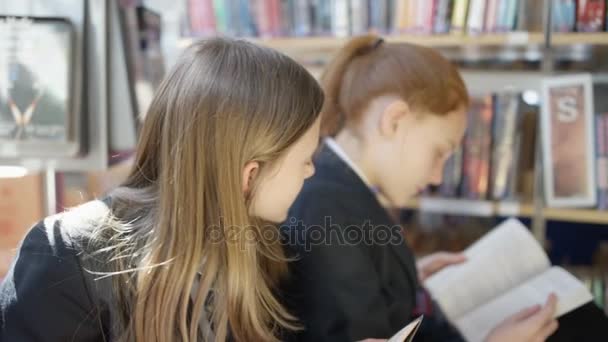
left=424, top=108, right=467, bottom=141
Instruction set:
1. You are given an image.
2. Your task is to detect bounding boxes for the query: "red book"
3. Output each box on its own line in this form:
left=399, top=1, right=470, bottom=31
left=253, top=0, right=272, bottom=37
left=269, top=0, right=282, bottom=36
left=188, top=0, right=216, bottom=36
left=577, top=0, right=606, bottom=32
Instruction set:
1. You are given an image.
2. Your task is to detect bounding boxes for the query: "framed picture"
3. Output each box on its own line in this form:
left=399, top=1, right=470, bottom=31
left=0, top=16, right=79, bottom=158
left=541, top=74, right=596, bottom=207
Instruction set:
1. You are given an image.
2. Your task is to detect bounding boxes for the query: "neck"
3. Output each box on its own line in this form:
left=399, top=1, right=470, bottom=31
left=334, top=129, right=377, bottom=188
left=333, top=130, right=394, bottom=209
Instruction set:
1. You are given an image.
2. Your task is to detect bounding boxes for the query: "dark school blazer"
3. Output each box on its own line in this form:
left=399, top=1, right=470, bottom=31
left=281, top=144, right=463, bottom=342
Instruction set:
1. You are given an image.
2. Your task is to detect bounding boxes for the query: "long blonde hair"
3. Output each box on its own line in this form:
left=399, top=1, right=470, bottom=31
left=94, top=37, right=323, bottom=341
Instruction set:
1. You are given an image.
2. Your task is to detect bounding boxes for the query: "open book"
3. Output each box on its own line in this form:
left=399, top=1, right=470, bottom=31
left=387, top=315, right=423, bottom=342
left=425, top=218, right=593, bottom=342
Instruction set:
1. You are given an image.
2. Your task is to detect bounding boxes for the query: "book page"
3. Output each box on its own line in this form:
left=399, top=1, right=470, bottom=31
left=455, top=266, right=593, bottom=342
left=387, top=316, right=423, bottom=342
left=425, top=218, right=550, bottom=321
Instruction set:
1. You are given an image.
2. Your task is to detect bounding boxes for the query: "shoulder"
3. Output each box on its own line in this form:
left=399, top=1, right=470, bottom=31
left=0, top=200, right=113, bottom=340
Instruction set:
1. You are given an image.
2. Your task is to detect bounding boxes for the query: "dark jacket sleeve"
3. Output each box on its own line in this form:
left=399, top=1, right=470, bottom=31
left=0, top=220, right=106, bottom=341
left=284, top=184, right=395, bottom=342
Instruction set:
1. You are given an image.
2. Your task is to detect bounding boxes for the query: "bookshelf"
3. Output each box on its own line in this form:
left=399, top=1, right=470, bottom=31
left=404, top=199, right=608, bottom=225
left=177, top=34, right=608, bottom=229
left=178, top=1, right=608, bottom=238
left=177, top=32, right=608, bottom=52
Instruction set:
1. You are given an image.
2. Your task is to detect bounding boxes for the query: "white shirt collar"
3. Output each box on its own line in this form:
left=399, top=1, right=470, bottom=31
left=324, top=137, right=374, bottom=188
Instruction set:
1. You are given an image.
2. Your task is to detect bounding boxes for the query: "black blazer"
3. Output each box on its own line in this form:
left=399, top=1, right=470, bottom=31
left=282, top=144, right=608, bottom=342
left=0, top=200, right=115, bottom=341
left=282, top=144, right=462, bottom=342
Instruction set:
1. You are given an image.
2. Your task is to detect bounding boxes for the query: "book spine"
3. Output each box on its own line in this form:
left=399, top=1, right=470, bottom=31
left=598, top=114, right=608, bottom=210
left=495, top=0, right=508, bottom=31
left=270, top=0, right=283, bottom=36
left=466, top=0, right=486, bottom=34
left=484, top=0, right=500, bottom=32
left=313, top=0, right=333, bottom=35
left=394, top=0, right=408, bottom=33
left=212, top=0, right=230, bottom=34
left=279, top=0, right=294, bottom=36
left=369, top=0, right=389, bottom=33
left=450, top=0, right=470, bottom=33
left=503, top=0, right=518, bottom=31
left=462, top=98, right=483, bottom=199
left=350, top=0, right=369, bottom=35
left=553, top=0, right=577, bottom=32
left=331, top=0, right=350, bottom=36
left=406, top=0, right=418, bottom=32
left=188, top=0, right=217, bottom=36
left=253, top=0, right=272, bottom=37
left=490, top=92, right=521, bottom=200
left=293, top=0, right=313, bottom=36
left=433, top=0, right=453, bottom=33
left=577, top=0, right=606, bottom=32
left=478, top=95, right=494, bottom=198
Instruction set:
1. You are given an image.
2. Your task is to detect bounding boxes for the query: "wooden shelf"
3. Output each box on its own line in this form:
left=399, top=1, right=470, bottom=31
left=404, top=198, right=608, bottom=225
left=178, top=32, right=608, bottom=52
left=552, top=32, right=608, bottom=46
left=543, top=208, right=608, bottom=225
left=403, top=198, right=535, bottom=217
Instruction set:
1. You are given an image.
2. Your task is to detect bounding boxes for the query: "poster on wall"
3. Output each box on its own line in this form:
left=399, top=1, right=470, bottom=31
left=0, top=16, right=79, bottom=158
left=541, top=74, right=597, bottom=207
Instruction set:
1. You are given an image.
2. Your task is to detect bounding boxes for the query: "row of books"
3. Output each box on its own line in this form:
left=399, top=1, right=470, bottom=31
left=185, top=0, right=608, bottom=39
left=553, top=0, right=607, bottom=32
left=438, top=91, right=537, bottom=202
left=437, top=94, right=608, bottom=211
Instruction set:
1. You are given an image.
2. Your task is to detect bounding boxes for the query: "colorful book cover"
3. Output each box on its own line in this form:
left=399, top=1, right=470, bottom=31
left=466, top=0, right=486, bottom=34
left=433, top=0, right=453, bottom=34
left=450, top=0, right=470, bottom=33
left=188, top=0, right=216, bottom=36
left=577, top=0, right=606, bottom=32
left=490, top=92, right=522, bottom=200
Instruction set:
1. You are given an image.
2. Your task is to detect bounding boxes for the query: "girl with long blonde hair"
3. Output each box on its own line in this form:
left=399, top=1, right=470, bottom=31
left=1, top=37, right=323, bottom=342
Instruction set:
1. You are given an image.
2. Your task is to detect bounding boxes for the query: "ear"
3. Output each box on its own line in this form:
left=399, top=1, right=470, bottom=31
left=242, top=161, right=260, bottom=194
left=379, top=100, right=410, bottom=138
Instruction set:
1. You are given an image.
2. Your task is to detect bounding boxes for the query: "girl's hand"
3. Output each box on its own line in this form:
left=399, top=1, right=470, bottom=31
left=485, top=294, right=559, bottom=342
left=416, top=251, right=467, bottom=281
